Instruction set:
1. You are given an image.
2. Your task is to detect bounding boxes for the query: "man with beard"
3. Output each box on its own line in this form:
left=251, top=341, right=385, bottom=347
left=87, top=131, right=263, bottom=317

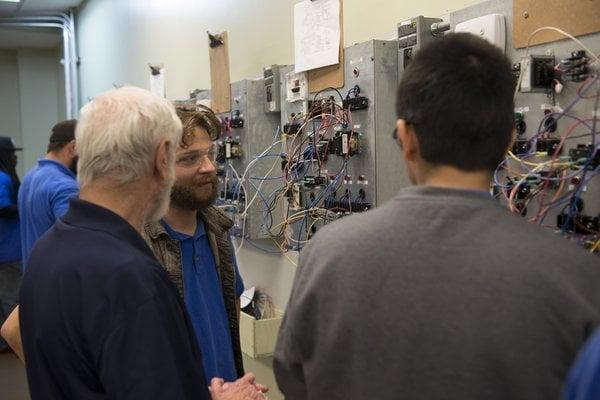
left=18, top=119, right=79, bottom=269
left=143, top=106, right=247, bottom=384
left=16, top=87, right=265, bottom=400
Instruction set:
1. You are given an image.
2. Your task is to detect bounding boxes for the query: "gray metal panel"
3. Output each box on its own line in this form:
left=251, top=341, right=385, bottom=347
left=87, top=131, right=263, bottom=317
left=398, top=16, right=445, bottom=78
left=216, top=79, right=282, bottom=239
left=244, top=78, right=283, bottom=239
left=191, top=89, right=211, bottom=102
left=326, top=39, right=378, bottom=208
left=374, top=39, right=408, bottom=205
left=450, top=0, right=600, bottom=226
left=277, top=40, right=405, bottom=246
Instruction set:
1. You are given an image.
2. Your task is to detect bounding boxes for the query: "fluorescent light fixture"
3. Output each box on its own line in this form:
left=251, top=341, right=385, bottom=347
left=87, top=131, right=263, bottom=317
left=0, top=0, right=21, bottom=3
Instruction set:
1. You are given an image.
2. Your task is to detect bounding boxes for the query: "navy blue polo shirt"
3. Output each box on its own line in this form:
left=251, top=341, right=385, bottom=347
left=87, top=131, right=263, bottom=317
left=19, top=198, right=211, bottom=400
left=18, top=159, right=79, bottom=269
left=162, top=219, right=244, bottom=382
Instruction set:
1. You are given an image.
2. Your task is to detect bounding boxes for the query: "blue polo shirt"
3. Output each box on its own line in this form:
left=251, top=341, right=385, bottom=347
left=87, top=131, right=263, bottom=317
left=20, top=198, right=210, bottom=400
left=564, top=328, right=600, bottom=400
left=0, top=171, right=20, bottom=262
left=18, top=159, right=79, bottom=269
left=162, top=219, right=244, bottom=382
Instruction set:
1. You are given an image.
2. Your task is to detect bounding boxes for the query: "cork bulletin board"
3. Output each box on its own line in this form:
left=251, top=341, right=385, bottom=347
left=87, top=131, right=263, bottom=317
left=513, top=0, right=600, bottom=48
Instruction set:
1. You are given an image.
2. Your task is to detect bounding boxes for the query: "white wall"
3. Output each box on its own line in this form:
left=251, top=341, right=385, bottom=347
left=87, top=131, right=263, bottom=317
left=17, top=48, right=66, bottom=172
left=0, top=48, right=65, bottom=177
left=0, top=50, right=23, bottom=176
left=76, top=0, right=485, bottom=101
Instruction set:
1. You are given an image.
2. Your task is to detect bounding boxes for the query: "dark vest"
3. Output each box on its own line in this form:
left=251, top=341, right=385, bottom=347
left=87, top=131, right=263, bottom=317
left=142, top=206, right=244, bottom=377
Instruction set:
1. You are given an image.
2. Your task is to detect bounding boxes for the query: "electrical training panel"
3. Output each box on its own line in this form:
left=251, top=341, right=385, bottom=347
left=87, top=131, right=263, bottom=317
left=451, top=0, right=599, bottom=253
left=187, top=0, right=598, bottom=255
left=214, top=79, right=281, bottom=240
left=273, top=40, right=407, bottom=249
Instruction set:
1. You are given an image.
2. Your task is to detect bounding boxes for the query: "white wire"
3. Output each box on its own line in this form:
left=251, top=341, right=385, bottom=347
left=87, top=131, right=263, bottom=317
left=514, top=26, right=600, bottom=98
left=228, top=163, right=248, bottom=254
left=243, top=141, right=285, bottom=216
left=233, top=137, right=282, bottom=254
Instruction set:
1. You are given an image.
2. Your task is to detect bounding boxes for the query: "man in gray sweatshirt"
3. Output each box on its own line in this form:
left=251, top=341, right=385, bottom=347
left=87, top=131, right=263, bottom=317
left=274, top=33, right=600, bottom=400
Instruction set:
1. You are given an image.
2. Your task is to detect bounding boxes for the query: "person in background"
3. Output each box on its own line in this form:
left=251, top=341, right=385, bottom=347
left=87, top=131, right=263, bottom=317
left=1, top=120, right=80, bottom=360
left=143, top=105, right=246, bottom=383
left=16, top=86, right=266, bottom=400
left=274, top=33, right=600, bottom=400
left=18, top=119, right=79, bottom=269
left=0, top=136, right=22, bottom=354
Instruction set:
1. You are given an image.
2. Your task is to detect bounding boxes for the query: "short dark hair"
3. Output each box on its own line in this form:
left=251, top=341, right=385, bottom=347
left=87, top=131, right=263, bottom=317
left=47, top=119, right=77, bottom=153
left=396, top=32, right=514, bottom=172
left=47, top=141, right=70, bottom=153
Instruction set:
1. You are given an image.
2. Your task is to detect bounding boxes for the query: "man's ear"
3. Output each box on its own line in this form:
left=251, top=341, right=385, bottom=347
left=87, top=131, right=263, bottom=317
left=68, top=140, right=77, bottom=157
left=154, top=138, right=172, bottom=180
left=396, top=119, right=419, bottom=162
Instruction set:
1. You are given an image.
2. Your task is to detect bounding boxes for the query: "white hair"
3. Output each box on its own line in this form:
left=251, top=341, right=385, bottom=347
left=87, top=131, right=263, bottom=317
left=75, top=86, right=182, bottom=188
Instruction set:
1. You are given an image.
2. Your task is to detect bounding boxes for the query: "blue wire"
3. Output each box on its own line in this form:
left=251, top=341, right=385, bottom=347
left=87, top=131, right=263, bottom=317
left=562, top=82, right=599, bottom=233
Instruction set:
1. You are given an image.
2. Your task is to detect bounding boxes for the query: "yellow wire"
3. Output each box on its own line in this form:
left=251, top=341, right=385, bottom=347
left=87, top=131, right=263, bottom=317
left=271, top=238, right=298, bottom=267
left=508, top=151, right=572, bottom=167
left=591, top=239, right=600, bottom=254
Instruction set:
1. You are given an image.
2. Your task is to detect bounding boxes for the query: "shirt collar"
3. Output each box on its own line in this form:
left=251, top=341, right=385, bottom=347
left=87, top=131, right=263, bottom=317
left=61, top=198, right=155, bottom=258
left=161, top=217, right=207, bottom=242
left=38, top=158, right=76, bottom=179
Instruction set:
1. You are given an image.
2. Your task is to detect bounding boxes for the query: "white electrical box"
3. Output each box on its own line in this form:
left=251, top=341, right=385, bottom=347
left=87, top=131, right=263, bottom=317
left=454, top=14, right=506, bottom=52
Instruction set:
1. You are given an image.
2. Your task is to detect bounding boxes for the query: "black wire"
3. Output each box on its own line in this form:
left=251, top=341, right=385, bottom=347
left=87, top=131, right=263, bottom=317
left=312, top=86, right=344, bottom=103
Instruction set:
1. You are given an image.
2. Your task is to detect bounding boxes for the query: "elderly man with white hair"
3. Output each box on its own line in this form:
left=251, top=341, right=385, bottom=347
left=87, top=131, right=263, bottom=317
left=17, top=87, right=266, bottom=400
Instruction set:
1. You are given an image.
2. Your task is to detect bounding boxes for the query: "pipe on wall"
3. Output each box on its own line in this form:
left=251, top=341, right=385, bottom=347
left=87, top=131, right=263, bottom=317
left=0, top=12, right=79, bottom=118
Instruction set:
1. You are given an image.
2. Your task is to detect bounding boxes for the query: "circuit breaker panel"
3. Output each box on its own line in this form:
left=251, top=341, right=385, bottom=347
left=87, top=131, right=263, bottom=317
left=450, top=0, right=600, bottom=253
left=215, top=79, right=281, bottom=239
left=274, top=39, right=408, bottom=249
left=397, top=16, right=449, bottom=77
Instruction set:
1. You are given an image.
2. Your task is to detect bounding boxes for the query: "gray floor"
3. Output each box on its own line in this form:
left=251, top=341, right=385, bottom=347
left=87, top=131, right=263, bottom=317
left=0, top=351, right=29, bottom=400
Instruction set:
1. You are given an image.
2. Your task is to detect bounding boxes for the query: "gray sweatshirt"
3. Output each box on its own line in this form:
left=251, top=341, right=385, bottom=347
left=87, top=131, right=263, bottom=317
left=274, top=185, right=600, bottom=400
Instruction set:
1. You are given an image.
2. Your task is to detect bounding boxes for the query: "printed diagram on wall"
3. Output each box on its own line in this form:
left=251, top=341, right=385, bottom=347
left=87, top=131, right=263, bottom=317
left=294, top=0, right=341, bottom=73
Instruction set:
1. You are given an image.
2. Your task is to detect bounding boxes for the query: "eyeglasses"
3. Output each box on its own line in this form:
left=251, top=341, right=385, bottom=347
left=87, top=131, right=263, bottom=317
left=175, top=145, right=217, bottom=167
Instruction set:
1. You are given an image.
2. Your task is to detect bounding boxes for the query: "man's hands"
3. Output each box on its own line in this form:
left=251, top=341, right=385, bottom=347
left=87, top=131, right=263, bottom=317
left=0, top=306, right=24, bottom=362
left=210, top=373, right=268, bottom=400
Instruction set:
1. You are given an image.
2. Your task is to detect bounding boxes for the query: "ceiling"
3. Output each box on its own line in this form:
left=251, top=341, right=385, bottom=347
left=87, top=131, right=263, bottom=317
left=0, top=0, right=83, bottom=49
left=0, top=0, right=83, bottom=16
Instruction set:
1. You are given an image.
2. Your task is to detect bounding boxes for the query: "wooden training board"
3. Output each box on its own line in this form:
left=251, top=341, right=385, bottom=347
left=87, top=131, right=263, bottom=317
left=209, top=31, right=231, bottom=113
left=513, top=0, right=600, bottom=49
left=308, top=0, right=345, bottom=92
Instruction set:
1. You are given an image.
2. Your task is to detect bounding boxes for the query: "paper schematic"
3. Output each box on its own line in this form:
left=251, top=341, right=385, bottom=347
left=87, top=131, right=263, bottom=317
left=294, top=0, right=341, bottom=73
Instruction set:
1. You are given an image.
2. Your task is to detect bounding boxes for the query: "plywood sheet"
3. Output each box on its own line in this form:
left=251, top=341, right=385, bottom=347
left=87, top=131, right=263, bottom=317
left=514, top=0, right=600, bottom=49
left=209, top=31, right=231, bottom=113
